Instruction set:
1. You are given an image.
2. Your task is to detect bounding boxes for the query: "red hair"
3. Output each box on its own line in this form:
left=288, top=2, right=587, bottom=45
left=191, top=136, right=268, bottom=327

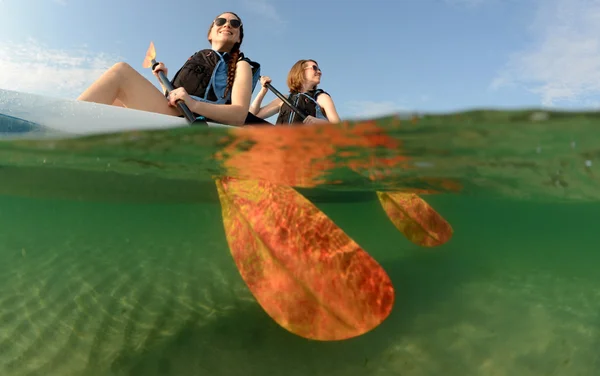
left=286, top=59, right=318, bottom=93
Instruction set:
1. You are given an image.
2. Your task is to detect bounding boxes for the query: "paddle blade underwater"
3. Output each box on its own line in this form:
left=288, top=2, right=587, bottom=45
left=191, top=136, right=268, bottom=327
left=215, top=177, right=395, bottom=341
left=377, top=192, right=454, bottom=247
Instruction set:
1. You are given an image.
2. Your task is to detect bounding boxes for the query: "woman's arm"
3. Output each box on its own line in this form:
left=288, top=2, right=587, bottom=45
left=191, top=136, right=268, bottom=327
left=187, top=60, right=254, bottom=126
left=316, top=93, right=341, bottom=123
left=249, top=86, right=268, bottom=114
left=252, top=96, right=282, bottom=119
left=249, top=76, right=283, bottom=119
left=303, top=93, right=342, bottom=124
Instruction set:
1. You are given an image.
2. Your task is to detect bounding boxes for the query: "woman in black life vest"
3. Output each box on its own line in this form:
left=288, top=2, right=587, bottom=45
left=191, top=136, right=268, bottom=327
left=249, top=59, right=341, bottom=125
left=77, top=12, right=258, bottom=126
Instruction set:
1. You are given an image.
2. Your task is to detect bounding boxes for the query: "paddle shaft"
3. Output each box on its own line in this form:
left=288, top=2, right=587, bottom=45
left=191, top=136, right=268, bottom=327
left=151, top=59, right=198, bottom=124
left=264, top=83, right=307, bottom=121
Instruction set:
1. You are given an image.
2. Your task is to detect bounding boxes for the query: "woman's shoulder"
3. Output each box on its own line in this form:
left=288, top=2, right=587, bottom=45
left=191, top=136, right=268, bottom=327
left=310, top=88, right=329, bottom=99
left=236, top=52, right=261, bottom=90
left=238, top=52, right=260, bottom=69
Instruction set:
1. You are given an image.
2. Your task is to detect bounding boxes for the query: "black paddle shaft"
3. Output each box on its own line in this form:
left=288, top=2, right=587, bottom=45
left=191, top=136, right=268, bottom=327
left=264, top=83, right=307, bottom=121
left=151, top=59, right=200, bottom=124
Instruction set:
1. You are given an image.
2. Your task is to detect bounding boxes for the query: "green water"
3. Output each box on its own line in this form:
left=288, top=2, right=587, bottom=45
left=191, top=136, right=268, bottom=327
left=0, top=111, right=599, bottom=375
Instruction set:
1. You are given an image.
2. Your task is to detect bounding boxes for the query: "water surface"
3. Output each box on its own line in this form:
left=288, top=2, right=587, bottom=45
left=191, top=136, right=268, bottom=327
left=0, top=110, right=598, bottom=375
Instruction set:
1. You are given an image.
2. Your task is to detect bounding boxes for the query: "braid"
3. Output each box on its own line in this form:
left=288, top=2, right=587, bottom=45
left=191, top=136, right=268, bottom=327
left=223, top=43, right=240, bottom=99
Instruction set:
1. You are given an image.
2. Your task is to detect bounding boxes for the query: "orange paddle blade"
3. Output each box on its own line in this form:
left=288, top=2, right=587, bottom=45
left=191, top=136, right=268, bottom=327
left=377, top=191, right=453, bottom=247
left=215, top=177, right=395, bottom=341
left=142, top=41, right=156, bottom=68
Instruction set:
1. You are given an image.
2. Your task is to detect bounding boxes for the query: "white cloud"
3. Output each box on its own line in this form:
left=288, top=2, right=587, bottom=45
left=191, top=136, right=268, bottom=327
left=492, top=0, right=600, bottom=106
left=0, top=38, right=121, bottom=99
left=345, top=100, right=408, bottom=119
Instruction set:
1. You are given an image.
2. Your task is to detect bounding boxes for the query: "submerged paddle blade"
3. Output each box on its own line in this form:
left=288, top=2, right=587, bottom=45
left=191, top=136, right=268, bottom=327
left=215, top=177, right=395, bottom=341
left=142, top=41, right=156, bottom=68
left=377, top=191, right=453, bottom=247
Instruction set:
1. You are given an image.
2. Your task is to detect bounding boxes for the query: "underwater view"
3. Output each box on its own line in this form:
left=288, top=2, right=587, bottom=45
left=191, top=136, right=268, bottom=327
left=0, top=110, right=599, bottom=375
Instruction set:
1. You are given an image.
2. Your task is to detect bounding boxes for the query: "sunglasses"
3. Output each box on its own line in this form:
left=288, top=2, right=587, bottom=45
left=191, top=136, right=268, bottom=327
left=214, top=17, right=242, bottom=29
left=304, top=64, right=322, bottom=73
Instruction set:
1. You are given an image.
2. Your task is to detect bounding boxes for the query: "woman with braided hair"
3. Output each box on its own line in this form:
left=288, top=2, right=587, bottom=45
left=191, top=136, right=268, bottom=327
left=249, top=59, right=341, bottom=125
left=77, top=12, right=260, bottom=126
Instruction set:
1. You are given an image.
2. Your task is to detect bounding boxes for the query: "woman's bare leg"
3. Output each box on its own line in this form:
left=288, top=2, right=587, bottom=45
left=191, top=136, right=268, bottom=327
left=77, top=62, right=179, bottom=116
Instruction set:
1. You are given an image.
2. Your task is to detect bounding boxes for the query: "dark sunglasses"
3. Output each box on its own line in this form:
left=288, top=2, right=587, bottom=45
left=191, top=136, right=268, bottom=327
left=214, top=17, right=242, bottom=29
left=305, top=64, right=322, bottom=73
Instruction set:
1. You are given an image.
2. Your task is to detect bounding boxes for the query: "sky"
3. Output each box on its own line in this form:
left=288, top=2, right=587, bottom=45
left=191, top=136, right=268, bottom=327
left=1, top=0, right=600, bottom=120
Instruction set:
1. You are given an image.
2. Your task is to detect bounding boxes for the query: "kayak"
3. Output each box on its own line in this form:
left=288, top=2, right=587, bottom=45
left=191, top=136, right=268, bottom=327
left=0, top=87, right=229, bottom=137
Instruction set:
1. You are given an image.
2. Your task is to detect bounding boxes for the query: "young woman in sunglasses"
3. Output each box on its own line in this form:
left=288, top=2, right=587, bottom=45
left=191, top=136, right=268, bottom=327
left=77, top=12, right=260, bottom=126
left=249, top=59, right=341, bottom=125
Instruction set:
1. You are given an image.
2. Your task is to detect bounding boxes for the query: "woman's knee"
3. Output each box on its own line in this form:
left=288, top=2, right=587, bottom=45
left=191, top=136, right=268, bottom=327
left=109, top=62, right=136, bottom=78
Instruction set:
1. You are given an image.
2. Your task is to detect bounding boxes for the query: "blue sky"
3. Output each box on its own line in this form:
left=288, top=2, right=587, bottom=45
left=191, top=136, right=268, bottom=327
left=1, top=0, right=600, bottom=120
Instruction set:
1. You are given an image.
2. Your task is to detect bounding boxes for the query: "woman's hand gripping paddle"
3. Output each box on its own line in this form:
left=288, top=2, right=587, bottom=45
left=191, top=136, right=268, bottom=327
left=143, top=43, right=395, bottom=341
left=264, top=82, right=453, bottom=248
left=142, top=41, right=202, bottom=124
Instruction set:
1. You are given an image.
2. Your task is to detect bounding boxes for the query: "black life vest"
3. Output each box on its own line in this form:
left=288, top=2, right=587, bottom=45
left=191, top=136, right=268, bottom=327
left=169, top=49, right=261, bottom=105
left=275, top=89, right=328, bottom=125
